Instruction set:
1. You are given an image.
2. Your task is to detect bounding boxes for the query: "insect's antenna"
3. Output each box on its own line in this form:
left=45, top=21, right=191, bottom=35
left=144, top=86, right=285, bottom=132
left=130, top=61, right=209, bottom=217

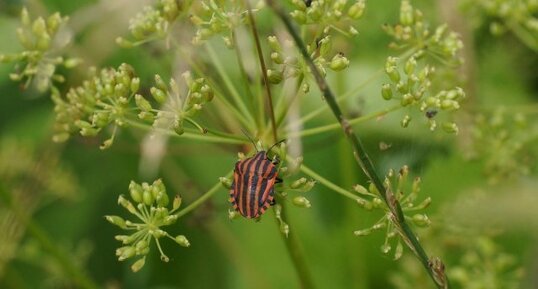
left=240, top=128, right=259, bottom=152
left=268, top=139, right=286, bottom=153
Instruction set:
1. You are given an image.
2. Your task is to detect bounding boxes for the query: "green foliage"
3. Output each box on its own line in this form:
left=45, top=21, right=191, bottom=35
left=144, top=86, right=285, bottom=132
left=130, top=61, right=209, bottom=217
left=0, top=0, right=536, bottom=288
left=0, top=8, right=79, bottom=92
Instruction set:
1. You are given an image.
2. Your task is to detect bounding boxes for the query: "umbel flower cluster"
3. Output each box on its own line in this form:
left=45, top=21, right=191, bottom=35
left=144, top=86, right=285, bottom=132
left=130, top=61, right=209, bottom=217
left=106, top=179, right=189, bottom=272
left=51, top=63, right=214, bottom=148
left=381, top=0, right=465, bottom=133
left=0, top=8, right=80, bottom=92
left=116, top=0, right=185, bottom=47
left=353, top=166, right=432, bottom=260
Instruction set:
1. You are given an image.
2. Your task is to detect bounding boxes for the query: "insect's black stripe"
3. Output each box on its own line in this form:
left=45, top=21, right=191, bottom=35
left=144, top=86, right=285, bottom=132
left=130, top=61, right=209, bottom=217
left=246, top=153, right=265, bottom=217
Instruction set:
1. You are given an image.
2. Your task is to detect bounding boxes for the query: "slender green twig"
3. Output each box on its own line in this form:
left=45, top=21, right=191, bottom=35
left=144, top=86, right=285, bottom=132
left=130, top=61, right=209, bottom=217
left=245, top=3, right=315, bottom=289
left=298, top=162, right=360, bottom=201
left=125, top=119, right=246, bottom=145
left=266, top=1, right=449, bottom=288
left=296, top=104, right=402, bottom=137
left=245, top=0, right=278, bottom=142
left=175, top=171, right=232, bottom=218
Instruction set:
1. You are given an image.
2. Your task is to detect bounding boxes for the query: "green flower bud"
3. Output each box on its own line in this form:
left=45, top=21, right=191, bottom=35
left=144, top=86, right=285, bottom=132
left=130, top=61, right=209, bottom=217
left=353, top=184, right=369, bottom=195
left=349, top=26, right=359, bottom=36
left=21, top=8, right=30, bottom=26
left=172, top=195, right=182, bottom=211
left=201, top=84, right=214, bottom=102
left=219, top=177, right=232, bottom=189
left=130, top=77, right=140, bottom=93
left=307, top=4, right=322, bottom=21
left=302, top=83, right=310, bottom=93
left=442, top=122, right=459, bottom=134
left=400, top=0, right=414, bottom=26
left=404, top=57, right=416, bottom=75
left=353, top=229, right=371, bottom=236
left=129, top=181, right=143, bottom=203
left=32, top=17, right=47, bottom=38
left=329, top=53, right=350, bottom=71
left=63, top=58, right=82, bottom=69
left=143, top=189, right=154, bottom=206
left=440, top=99, right=460, bottom=111
left=150, top=87, right=167, bottom=103
left=412, top=214, right=431, bottom=227
left=356, top=198, right=372, bottom=210
left=131, top=257, right=146, bottom=272
left=229, top=209, right=240, bottom=220
left=381, top=84, right=392, bottom=100
left=135, top=94, right=152, bottom=112
left=156, top=192, right=169, bottom=207
left=401, top=93, right=414, bottom=106
left=318, top=36, right=331, bottom=57
left=280, top=221, right=289, bottom=237
left=290, top=10, right=307, bottom=24
left=116, top=37, right=134, bottom=48
left=291, top=177, right=307, bottom=189
left=271, top=52, right=284, bottom=64
left=348, top=0, right=366, bottom=19
left=154, top=74, right=168, bottom=91
left=394, top=241, right=403, bottom=260
left=267, top=69, right=283, bottom=84
left=385, top=66, right=400, bottom=82
left=381, top=243, right=391, bottom=254
left=267, top=36, right=281, bottom=52
left=117, top=246, right=136, bottom=261
left=292, top=196, right=311, bottom=208
left=105, top=215, right=127, bottom=229
left=401, top=115, right=411, bottom=128
left=118, top=195, right=138, bottom=214
left=135, top=239, right=149, bottom=253
left=175, top=235, right=190, bottom=247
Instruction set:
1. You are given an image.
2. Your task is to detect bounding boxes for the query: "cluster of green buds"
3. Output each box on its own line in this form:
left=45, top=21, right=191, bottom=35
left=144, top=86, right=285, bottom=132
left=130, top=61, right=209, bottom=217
left=461, top=0, right=538, bottom=45
left=190, top=0, right=250, bottom=46
left=0, top=8, right=80, bottom=92
left=266, top=34, right=351, bottom=87
left=289, top=0, right=366, bottom=37
left=383, top=0, right=463, bottom=66
left=51, top=63, right=141, bottom=148
left=450, top=237, right=524, bottom=289
left=381, top=53, right=465, bottom=133
left=106, top=179, right=189, bottom=272
left=353, top=166, right=431, bottom=260
left=135, top=72, right=214, bottom=135
left=470, top=108, right=537, bottom=183
left=116, top=0, right=184, bottom=47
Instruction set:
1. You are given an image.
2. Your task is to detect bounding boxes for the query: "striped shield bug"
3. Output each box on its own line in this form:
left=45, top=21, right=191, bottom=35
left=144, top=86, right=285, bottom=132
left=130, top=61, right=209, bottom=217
left=230, top=138, right=285, bottom=219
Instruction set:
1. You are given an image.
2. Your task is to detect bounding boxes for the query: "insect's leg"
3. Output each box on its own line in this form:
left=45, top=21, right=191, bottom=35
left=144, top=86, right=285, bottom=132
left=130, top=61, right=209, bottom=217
left=269, top=198, right=276, bottom=206
left=275, top=177, right=283, bottom=183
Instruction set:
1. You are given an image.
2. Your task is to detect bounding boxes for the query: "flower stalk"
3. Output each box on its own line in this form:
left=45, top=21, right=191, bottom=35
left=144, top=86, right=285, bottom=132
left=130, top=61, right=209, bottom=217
left=266, top=1, right=449, bottom=288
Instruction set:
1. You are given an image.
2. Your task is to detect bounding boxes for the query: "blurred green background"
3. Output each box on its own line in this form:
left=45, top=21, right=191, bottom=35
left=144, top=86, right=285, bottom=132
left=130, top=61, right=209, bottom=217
left=1, top=0, right=537, bottom=288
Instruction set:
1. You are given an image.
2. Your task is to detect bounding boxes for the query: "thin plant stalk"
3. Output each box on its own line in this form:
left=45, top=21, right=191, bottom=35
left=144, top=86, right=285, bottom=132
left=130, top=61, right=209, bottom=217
left=266, top=1, right=449, bottom=288
left=245, top=2, right=316, bottom=289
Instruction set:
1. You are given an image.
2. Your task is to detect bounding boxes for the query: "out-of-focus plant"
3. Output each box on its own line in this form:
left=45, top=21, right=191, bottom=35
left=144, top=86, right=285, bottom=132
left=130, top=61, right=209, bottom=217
left=1, top=0, right=473, bottom=288
left=460, top=0, right=538, bottom=51
left=0, top=8, right=80, bottom=92
left=469, top=107, right=538, bottom=182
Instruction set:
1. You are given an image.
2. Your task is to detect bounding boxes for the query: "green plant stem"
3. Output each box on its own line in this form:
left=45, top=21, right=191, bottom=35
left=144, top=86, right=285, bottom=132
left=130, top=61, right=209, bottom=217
left=205, top=43, right=257, bottom=128
left=506, top=20, right=538, bottom=52
left=126, top=119, right=246, bottom=145
left=175, top=171, right=232, bottom=218
left=275, top=203, right=316, bottom=289
left=298, top=163, right=360, bottom=201
left=0, top=185, right=99, bottom=289
left=296, top=104, right=402, bottom=137
left=266, top=1, right=448, bottom=288
left=245, top=0, right=278, bottom=142
left=245, top=4, right=315, bottom=289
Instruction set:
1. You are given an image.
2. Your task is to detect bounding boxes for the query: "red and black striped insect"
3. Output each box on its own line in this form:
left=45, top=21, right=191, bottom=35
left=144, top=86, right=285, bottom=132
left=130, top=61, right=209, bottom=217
left=229, top=140, right=284, bottom=219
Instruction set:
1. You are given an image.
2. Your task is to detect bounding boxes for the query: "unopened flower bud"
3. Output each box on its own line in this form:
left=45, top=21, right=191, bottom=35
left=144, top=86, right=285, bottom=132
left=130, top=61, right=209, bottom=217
left=381, top=84, right=392, bottom=100
left=105, top=215, right=126, bottom=229
left=131, top=257, right=146, bottom=272
left=348, top=0, right=366, bottom=19
left=267, top=69, right=283, bottom=84
left=175, top=235, right=190, bottom=247
left=329, top=53, right=350, bottom=71
left=292, top=196, right=311, bottom=208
